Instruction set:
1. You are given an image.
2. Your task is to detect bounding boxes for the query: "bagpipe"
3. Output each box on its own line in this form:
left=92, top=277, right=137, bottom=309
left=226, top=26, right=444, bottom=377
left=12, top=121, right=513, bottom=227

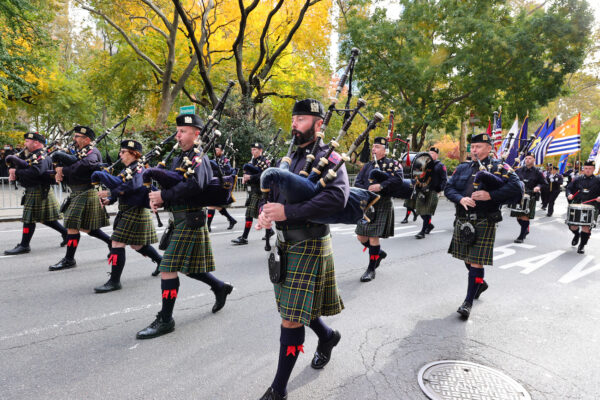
left=142, top=81, right=237, bottom=207
left=260, top=107, right=385, bottom=225
left=242, top=128, right=282, bottom=175
left=91, top=163, right=150, bottom=208
left=50, top=115, right=131, bottom=167
left=6, top=149, right=58, bottom=186
left=366, top=110, right=413, bottom=199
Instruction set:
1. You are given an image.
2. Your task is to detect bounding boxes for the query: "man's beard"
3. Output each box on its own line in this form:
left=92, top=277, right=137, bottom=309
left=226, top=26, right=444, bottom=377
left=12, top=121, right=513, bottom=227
left=292, top=122, right=317, bottom=145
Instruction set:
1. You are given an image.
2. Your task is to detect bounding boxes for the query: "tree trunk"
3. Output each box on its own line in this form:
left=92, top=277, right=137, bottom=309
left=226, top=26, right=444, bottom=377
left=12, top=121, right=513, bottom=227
left=155, top=94, right=174, bottom=129
left=459, top=119, right=468, bottom=162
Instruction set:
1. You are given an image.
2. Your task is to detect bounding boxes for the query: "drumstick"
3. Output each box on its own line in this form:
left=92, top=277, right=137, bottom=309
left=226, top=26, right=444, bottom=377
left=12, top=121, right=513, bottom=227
left=581, top=198, right=599, bottom=204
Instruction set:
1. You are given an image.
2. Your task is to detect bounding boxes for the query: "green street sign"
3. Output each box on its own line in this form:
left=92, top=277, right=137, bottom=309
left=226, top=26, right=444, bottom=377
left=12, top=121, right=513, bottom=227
left=467, top=143, right=471, bottom=153
left=179, top=105, right=196, bottom=115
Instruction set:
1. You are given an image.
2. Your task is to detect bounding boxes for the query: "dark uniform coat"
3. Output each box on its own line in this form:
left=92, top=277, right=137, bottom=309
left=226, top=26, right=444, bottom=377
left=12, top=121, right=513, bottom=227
left=15, top=148, right=62, bottom=224
left=268, top=139, right=348, bottom=325
left=62, top=146, right=110, bottom=230
left=245, top=155, right=269, bottom=218
left=108, top=161, right=158, bottom=246
left=445, top=157, right=523, bottom=266
left=354, top=157, right=402, bottom=238
left=159, top=148, right=215, bottom=274
left=566, top=174, right=600, bottom=225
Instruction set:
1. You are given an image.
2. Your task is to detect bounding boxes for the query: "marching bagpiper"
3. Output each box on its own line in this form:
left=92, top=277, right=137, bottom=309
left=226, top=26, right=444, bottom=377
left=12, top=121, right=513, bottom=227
left=206, top=143, right=238, bottom=232
left=511, top=152, right=545, bottom=243
left=445, top=133, right=522, bottom=319
left=94, top=139, right=163, bottom=293
left=414, top=146, right=447, bottom=239
left=49, top=126, right=112, bottom=271
left=354, top=136, right=402, bottom=282
left=4, top=132, right=67, bottom=255
left=136, top=114, right=233, bottom=339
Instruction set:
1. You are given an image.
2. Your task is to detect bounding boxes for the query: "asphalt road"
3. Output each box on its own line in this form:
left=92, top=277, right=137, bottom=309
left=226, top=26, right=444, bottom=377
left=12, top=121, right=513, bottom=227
left=1, top=196, right=599, bottom=400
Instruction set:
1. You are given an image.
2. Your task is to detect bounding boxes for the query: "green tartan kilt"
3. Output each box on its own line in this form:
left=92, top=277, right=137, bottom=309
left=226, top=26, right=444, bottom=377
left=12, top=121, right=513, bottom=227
left=21, top=186, right=62, bottom=224
left=245, top=190, right=261, bottom=219
left=274, top=234, right=344, bottom=325
left=355, top=196, right=394, bottom=238
left=159, top=206, right=215, bottom=274
left=111, top=203, right=158, bottom=245
left=63, top=187, right=110, bottom=230
left=416, top=190, right=439, bottom=216
left=404, top=197, right=417, bottom=211
left=448, top=217, right=496, bottom=266
left=510, top=195, right=537, bottom=219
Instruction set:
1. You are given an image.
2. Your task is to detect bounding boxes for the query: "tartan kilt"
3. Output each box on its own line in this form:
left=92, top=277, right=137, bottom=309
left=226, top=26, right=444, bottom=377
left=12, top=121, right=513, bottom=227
left=404, top=197, right=417, bottom=211
left=448, top=217, right=496, bottom=266
left=274, top=234, right=344, bottom=325
left=355, top=196, right=394, bottom=238
left=245, top=191, right=261, bottom=218
left=22, top=186, right=62, bottom=224
left=64, top=187, right=110, bottom=230
left=416, top=190, right=439, bottom=216
left=159, top=205, right=215, bottom=274
left=510, top=196, right=537, bottom=219
left=111, top=203, right=158, bottom=245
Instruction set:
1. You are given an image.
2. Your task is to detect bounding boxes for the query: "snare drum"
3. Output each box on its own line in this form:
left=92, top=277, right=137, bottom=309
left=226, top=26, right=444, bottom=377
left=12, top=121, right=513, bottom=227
left=509, top=193, right=531, bottom=214
left=566, top=204, right=598, bottom=227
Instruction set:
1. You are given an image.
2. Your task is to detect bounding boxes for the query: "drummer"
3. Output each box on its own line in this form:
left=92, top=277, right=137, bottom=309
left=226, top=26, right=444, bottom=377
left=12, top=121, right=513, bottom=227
left=512, top=152, right=545, bottom=243
left=565, top=160, right=600, bottom=254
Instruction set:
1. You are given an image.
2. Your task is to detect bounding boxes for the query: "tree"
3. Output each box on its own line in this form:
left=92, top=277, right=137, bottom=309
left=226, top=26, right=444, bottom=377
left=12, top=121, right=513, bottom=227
left=340, top=0, right=594, bottom=150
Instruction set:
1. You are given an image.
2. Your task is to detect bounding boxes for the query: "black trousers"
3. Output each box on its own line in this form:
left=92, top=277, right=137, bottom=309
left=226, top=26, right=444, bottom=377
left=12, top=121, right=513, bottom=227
left=547, top=190, right=561, bottom=215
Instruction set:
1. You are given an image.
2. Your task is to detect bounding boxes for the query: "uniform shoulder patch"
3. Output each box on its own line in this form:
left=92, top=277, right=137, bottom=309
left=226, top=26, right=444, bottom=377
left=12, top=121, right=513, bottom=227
left=328, top=151, right=341, bottom=164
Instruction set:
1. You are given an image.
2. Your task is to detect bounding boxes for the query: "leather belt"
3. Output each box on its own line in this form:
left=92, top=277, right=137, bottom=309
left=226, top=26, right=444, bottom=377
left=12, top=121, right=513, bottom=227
left=276, top=224, right=330, bottom=243
left=171, top=211, right=203, bottom=222
left=456, top=208, right=487, bottom=221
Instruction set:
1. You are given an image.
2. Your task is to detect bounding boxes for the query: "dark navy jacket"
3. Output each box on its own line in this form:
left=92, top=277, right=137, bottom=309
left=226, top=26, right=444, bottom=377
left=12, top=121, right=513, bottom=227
left=566, top=174, right=600, bottom=207
left=269, top=139, right=349, bottom=225
left=210, top=155, right=233, bottom=176
left=355, top=157, right=403, bottom=195
left=15, top=149, right=53, bottom=188
left=107, top=161, right=149, bottom=208
left=516, top=166, right=545, bottom=193
left=62, top=146, right=103, bottom=186
left=161, top=148, right=213, bottom=208
left=546, top=172, right=563, bottom=193
left=445, top=157, right=523, bottom=214
left=247, top=155, right=269, bottom=186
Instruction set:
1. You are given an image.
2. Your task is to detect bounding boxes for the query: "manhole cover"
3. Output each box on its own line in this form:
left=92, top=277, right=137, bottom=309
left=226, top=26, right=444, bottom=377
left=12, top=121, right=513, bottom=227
left=418, top=360, right=531, bottom=400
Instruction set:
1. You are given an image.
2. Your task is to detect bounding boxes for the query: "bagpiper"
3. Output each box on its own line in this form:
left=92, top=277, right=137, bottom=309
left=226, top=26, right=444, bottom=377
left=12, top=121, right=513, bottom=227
left=232, top=143, right=274, bottom=250
left=511, top=152, right=545, bottom=243
left=445, top=133, right=522, bottom=319
left=4, top=131, right=67, bottom=255
left=256, top=99, right=346, bottom=400
left=206, top=143, right=237, bottom=231
left=49, top=126, right=112, bottom=271
left=136, top=114, right=233, bottom=339
left=414, top=146, right=447, bottom=239
left=94, top=139, right=163, bottom=293
left=354, top=136, right=402, bottom=282
left=565, top=160, right=600, bottom=254
left=545, top=165, right=563, bottom=217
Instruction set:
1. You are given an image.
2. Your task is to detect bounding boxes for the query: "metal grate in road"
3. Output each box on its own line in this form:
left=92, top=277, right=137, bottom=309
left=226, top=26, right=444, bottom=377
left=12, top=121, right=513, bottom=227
left=418, top=360, right=531, bottom=400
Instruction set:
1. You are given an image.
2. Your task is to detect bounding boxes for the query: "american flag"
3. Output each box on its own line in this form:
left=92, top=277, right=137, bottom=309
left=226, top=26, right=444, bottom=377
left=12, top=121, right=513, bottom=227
left=492, top=113, right=503, bottom=154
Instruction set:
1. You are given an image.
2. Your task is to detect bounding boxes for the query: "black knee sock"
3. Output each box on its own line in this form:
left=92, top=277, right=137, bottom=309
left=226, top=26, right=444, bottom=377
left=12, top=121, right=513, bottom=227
left=243, top=217, right=253, bottom=238
left=108, top=247, right=126, bottom=282
left=88, top=229, right=111, bottom=247
left=368, top=245, right=380, bottom=271
left=219, top=209, right=236, bottom=223
left=517, top=219, right=528, bottom=238
left=580, top=231, right=591, bottom=246
left=464, top=262, right=471, bottom=271
left=571, top=228, right=580, bottom=238
left=271, top=325, right=305, bottom=397
left=308, top=317, right=333, bottom=342
left=421, top=215, right=431, bottom=232
left=207, top=210, right=215, bottom=228
left=465, top=266, right=484, bottom=304
left=187, top=272, right=224, bottom=290
left=42, top=220, right=67, bottom=238
left=136, top=244, right=162, bottom=264
left=160, top=277, right=180, bottom=321
left=360, top=240, right=369, bottom=252
left=65, top=233, right=81, bottom=260
left=20, top=223, right=36, bottom=246
left=405, top=210, right=411, bottom=218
